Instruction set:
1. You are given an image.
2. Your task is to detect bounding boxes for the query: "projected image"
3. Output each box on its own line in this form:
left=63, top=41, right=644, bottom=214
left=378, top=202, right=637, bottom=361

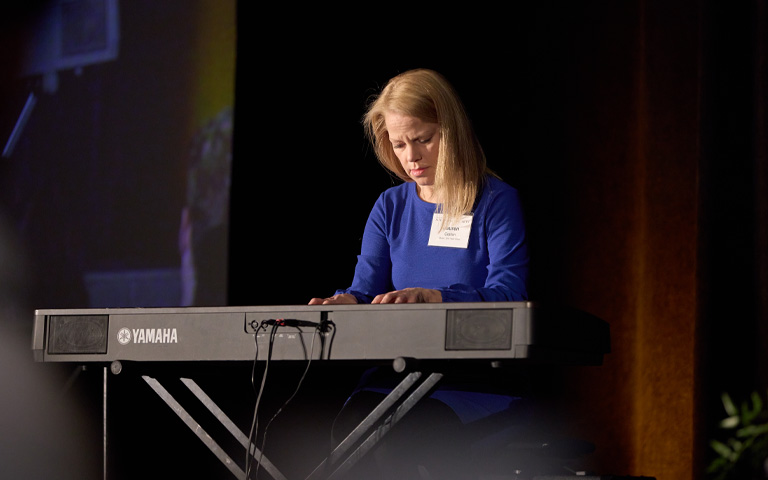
left=0, top=0, right=236, bottom=308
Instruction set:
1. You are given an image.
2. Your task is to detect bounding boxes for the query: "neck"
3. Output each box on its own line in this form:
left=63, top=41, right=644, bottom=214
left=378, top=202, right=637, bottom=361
left=417, top=185, right=438, bottom=203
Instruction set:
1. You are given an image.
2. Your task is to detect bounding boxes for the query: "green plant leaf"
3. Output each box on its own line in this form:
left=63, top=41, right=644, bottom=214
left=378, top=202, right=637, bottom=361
left=742, top=391, right=763, bottom=424
left=727, top=438, right=743, bottom=451
left=706, top=455, right=728, bottom=473
left=720, top=415, right=740, bottom=429
left=710, top=439, right=733, bottom=458
left=708, top=390, right=768, bottom=480
left=736, top=423, right=768, bottom=438
left=722, top=392, right=738, bottom=417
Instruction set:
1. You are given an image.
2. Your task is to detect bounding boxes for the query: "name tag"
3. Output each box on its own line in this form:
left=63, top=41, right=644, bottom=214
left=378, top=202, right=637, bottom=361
left=428, top=213, right=473, bottom=248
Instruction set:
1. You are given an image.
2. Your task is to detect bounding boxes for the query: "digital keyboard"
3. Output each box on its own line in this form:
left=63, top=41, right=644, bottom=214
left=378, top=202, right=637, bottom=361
left=32, top=302, right=610, bottom=366
left=32, top=302, right=612, bottom=479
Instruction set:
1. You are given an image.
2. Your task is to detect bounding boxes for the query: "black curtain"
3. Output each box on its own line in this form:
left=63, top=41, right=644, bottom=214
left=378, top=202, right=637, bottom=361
left=696, top=0, right=768, bottom=472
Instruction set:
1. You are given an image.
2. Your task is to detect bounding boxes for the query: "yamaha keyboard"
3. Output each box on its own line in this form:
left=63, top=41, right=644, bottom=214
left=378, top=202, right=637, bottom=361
left=33, top=302, right=610, bottom=366
left=32, top=302, right=610, bottom=480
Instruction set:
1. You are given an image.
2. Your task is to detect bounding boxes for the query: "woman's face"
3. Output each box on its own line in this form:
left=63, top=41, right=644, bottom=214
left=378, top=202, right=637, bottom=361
left=384, top=111, right=441, bottom=195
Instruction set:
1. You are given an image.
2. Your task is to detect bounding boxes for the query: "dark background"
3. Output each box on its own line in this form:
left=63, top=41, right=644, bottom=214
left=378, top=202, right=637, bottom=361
left=228, top=7, right=567, bottom=307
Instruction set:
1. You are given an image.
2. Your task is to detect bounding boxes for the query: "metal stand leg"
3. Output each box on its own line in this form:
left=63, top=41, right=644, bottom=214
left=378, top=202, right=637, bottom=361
left=306, top=371, right=443, bottom=480
left=118, top=371, right=442, bottom=480
left=180, top=378, right=287, bottom=480
left=103, top=367, right=108, bottom=480
left=142, top=375, right=288, bottom=480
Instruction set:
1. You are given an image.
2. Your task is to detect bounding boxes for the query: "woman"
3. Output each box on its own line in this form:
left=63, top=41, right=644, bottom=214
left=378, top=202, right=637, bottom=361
left=306, top=70, right=535, bottom=479
left=309, top=68, right=528, bottom=306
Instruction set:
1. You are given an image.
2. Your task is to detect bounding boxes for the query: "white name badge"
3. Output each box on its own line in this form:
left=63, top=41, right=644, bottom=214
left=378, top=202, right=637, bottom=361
left=428, top=213, right=473, bottom=248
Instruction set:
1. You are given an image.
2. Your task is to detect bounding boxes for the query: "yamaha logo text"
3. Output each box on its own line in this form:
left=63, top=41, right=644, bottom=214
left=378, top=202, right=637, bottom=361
left=117, top=327, right=178, bottom=345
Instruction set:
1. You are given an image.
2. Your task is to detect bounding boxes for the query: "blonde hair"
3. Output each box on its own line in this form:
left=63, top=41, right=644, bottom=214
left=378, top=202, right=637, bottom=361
left=363, top=69, right=489, bottom=225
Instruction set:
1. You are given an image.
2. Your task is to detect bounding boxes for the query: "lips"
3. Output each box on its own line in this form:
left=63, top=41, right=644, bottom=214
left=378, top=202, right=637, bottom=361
left=410, top=167, right=427, bottom=176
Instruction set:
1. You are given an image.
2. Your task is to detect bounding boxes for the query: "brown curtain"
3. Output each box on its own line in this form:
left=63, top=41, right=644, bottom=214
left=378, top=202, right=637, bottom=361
left=523, top=1, right=768, bottom=478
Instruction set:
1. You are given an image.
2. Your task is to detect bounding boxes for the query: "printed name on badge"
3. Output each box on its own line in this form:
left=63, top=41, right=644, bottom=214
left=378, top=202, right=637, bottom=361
left=428, top=213, right=473, bottom=248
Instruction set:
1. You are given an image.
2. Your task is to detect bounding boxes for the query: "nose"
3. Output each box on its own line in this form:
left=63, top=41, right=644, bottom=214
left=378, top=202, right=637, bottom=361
left=403, top=143, right=421, bottom=162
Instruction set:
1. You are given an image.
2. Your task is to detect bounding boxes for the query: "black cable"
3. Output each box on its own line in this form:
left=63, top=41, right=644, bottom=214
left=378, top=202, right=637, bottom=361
left=244, top=320, right=327, bottom=479
left=253, top=323, right=322, bottom=479
left=244, top=322, right=277, bottom=479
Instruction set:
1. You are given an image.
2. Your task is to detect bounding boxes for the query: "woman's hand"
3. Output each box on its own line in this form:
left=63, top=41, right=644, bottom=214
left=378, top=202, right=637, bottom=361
left=372, top=288, right=442, bottom=304
left=308, top=293, right=358, bottom=305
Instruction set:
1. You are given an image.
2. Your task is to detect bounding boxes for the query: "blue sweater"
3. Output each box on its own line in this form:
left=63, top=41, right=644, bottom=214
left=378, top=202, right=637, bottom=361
left=337, top=175, right=529, bottom=303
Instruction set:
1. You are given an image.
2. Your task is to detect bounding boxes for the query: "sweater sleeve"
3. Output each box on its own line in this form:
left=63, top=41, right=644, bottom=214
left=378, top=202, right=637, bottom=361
left=335, top=193, right=394, bottom=303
